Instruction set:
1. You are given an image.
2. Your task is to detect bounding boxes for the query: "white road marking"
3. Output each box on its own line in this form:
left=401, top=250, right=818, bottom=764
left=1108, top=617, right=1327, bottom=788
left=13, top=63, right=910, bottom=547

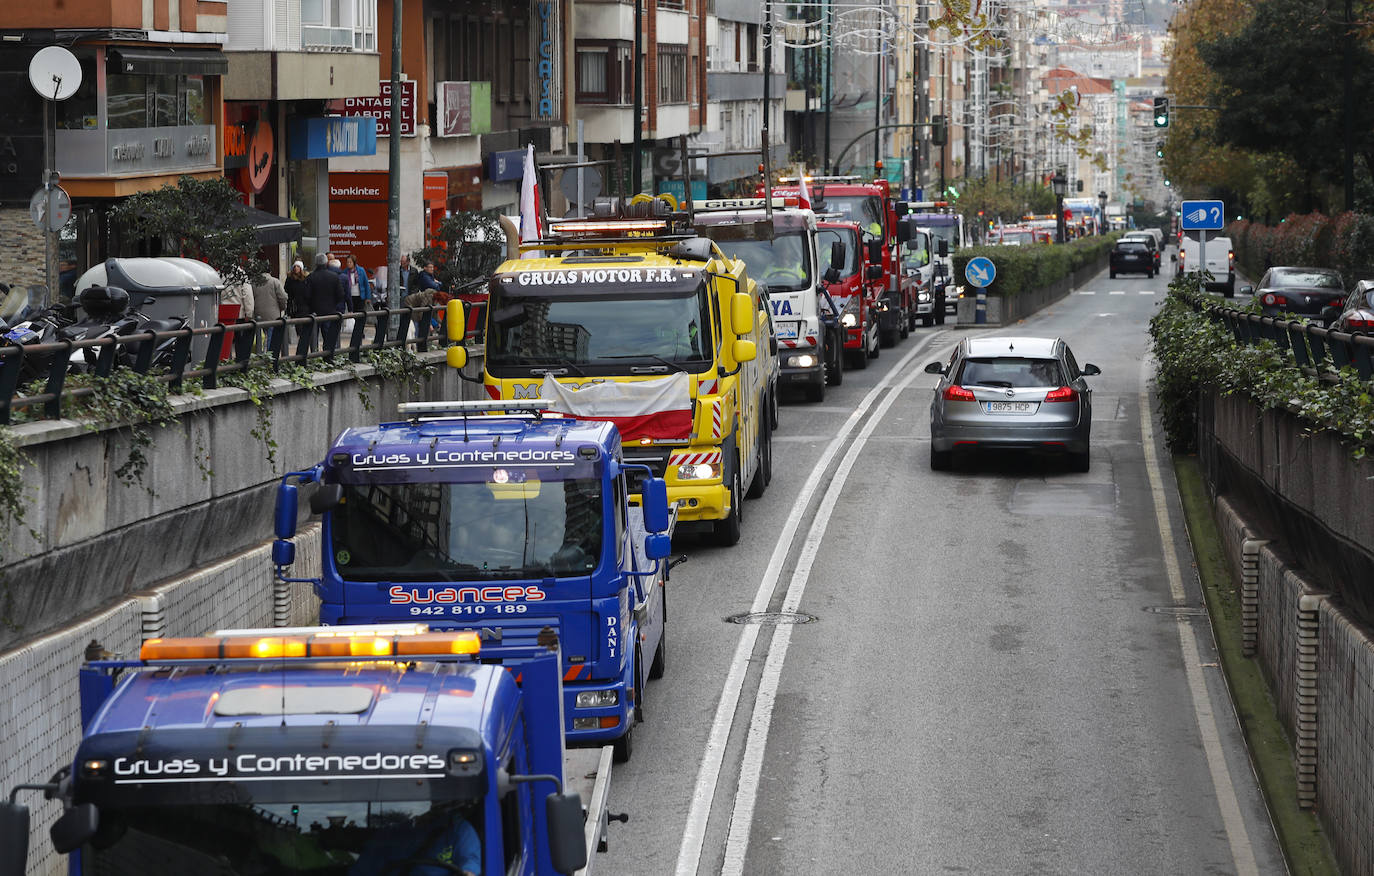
left=673, top=333, right=942, bottom=876
left=1137, top=355, right=1259, bottom=876
left=1109, top=290, right=1126, bottom=295
left=1139, top=290, right=1155, bottom=295
left=719, top=357, right=925, bottom=875
left=1080, top=290, right=1097, bottom=295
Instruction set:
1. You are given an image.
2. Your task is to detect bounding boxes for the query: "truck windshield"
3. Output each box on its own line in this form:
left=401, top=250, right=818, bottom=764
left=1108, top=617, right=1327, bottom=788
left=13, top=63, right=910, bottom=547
left=920, top=221, right=961, bottom=249
left=707, top=231, right=813, bottom=292
left=486, top=284, right=714, bottom=375
left=81, top=798, right=484, bottom=875
left=815, top=228, right=859, bottom=279
left=332, top=477, right=604, bottom=580
left=821, top=195, right=884, bottom=237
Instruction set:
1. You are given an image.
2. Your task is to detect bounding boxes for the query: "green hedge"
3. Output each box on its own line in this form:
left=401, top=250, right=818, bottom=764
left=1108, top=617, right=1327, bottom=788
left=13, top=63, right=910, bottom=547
left=952, top=233, right=1119, bottom=296
left=1227, top=212, right=1374, bottom=286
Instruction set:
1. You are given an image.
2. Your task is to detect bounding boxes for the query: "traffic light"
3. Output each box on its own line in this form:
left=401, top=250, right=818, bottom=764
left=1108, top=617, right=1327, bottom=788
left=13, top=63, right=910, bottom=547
left=931, top=115, right=948, bottom=147
left=1155, top=141, right=1165, bottom=159
left=1153, top=97, right=1169, bottom=128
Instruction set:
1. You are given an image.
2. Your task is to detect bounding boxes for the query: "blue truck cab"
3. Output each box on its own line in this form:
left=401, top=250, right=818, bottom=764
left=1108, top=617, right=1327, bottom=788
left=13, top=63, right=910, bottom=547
left=0, top=625, right=603, bottom=876
left=271, top=401, right=675, bottom=763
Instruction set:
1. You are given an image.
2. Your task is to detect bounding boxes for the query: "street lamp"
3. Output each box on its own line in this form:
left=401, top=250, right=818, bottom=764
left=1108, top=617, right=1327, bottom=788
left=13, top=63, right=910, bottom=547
left=1052, top=169, right=1067, bottom=243
left=1097, top=190, right=1108, bottom=234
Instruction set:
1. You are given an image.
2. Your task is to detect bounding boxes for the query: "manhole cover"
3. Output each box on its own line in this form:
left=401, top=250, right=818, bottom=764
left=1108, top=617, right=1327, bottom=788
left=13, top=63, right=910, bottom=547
left=1145, top=605, right=1208, bottom=618
left=725, top=611, right=818, bottom=625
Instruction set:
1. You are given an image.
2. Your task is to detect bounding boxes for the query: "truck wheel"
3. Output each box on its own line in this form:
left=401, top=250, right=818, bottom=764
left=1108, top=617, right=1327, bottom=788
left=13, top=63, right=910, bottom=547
left=769, top=388, right=779, bottom=431
left=868, top=332, right=879, bottom=359
left=613, top=719, right=634, bottom=764
left=746, top=418, right=771, bottom=498
left=935, top=299, right=947, bottom=326
left=898, top=307, right=910, bottom=339
left=713, top=454, right=743, bottom=545
left=828, top=336, right=844, bottom=386
left=847, top=347, right=868, bottom=370
left=922, top=313, right=934, bottom=327
left=879, top=324, right=898, bottom=348
left=908, top=309, right=919, bottom=332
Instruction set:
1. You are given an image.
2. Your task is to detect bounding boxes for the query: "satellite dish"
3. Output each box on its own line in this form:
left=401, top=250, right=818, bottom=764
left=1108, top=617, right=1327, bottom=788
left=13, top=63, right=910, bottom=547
left=28, top=46, right=83, bottom=101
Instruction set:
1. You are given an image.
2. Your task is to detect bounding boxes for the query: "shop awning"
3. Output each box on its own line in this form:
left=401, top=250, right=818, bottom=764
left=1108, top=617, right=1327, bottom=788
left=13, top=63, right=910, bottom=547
left=228, top=201, right=302, bottom=247
left=108, top=47, right=228, bottom=77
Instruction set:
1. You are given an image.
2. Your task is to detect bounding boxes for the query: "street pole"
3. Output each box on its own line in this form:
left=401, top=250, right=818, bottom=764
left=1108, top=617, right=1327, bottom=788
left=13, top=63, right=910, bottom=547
left=910, top=32, right=919, bottom=198
left=824, top=0, right=832, bottom=174
left=873, top=50, right=880, bottom=173
left=763, top=0, right=772, bottom=189
left=632, top=0, right=643, bottom=195
left=386, top=0, right=403, bottom=312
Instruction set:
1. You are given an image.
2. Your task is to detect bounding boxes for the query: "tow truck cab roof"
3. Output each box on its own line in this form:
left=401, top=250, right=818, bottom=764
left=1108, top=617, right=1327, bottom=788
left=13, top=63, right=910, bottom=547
left=323, top=414, right=620, bottom=481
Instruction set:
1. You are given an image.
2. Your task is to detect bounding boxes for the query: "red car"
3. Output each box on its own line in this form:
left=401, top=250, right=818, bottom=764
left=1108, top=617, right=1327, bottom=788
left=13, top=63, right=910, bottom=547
left=816, top=219, right=882, bottom=369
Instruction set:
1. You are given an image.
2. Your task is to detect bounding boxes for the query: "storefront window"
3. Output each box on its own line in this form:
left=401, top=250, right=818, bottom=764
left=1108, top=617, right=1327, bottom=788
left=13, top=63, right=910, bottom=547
left=55, top=53, right=98, bottom=130
left=107, top=73, right=148, bottom=129
left=180, top=76, right=206, bottom=125
left=153, top=75, right=178, bottom=127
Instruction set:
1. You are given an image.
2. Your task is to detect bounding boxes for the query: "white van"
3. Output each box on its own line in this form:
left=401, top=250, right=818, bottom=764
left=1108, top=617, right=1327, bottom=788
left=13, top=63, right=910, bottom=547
left=1176, top=231, right=1235, bottom=296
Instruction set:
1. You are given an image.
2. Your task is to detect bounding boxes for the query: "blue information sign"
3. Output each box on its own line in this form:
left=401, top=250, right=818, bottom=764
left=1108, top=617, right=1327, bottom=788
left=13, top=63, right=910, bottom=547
left=965, top=256, right=996, bottom=288
left=1180, top=199, right=1225, bottom=231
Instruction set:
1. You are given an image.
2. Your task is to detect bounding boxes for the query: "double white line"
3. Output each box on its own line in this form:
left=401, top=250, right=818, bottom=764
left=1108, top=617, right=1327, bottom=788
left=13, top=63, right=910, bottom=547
left=674, top=333, right=942, bottom=876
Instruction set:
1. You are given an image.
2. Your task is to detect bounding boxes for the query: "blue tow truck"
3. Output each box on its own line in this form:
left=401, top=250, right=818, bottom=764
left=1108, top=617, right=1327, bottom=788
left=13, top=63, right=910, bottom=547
left=271, top=400, right=677, bottom=763
left=1, top=624, right=611, bottom=876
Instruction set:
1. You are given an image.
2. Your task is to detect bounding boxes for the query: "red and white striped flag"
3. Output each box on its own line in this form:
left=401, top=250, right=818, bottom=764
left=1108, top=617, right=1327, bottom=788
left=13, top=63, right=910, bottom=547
left=520, top=143, right=544, bottom=258
left=538, top=374, right=692, bottom=442
left=795, top=164, right=812, bottom=209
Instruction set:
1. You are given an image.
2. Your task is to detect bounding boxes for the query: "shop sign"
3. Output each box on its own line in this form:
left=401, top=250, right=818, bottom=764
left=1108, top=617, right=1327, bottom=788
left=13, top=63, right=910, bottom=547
left=535, top=1, right=557, bottom=120
left=329, top=171, right=389, bottom=271
left=487, top=149, right=526, bottom=183
left=329, top=81, right=416, bottom=138
left=423, top=172, right=448, bottom=206
left=287, top=116, right=378, bottom=160
left=242, top=120, right=274, bottom=193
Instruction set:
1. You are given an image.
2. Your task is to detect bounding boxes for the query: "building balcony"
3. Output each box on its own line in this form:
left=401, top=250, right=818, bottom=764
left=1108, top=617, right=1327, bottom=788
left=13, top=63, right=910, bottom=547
left=223, top=50, right=380, bottom=101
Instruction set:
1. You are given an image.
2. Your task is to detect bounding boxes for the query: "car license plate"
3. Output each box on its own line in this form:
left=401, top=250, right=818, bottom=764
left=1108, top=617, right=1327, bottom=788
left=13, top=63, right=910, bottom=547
left=775, top=321, right=799, bottom=339
left=985, top=401, right=1036, bottom=413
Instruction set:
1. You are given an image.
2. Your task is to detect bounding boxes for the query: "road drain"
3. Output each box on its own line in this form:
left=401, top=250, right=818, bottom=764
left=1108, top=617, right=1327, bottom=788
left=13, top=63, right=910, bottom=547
left=1145, top=605, right=1208, bottom=618
left=725, top=611, right=818, bottom=625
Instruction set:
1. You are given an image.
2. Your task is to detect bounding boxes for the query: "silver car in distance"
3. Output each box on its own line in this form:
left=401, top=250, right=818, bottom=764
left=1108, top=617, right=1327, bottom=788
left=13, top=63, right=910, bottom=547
left=924, top=336, right=1101, bottom=472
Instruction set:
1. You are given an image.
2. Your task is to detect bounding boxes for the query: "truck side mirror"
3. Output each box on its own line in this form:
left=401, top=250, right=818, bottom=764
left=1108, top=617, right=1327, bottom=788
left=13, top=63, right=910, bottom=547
left=545, top=792, right=588, bottom=875
left=646, top=533, right=671, bottom=560
left=732, top=338, right=756, bottom=363
left=866, top=265, right=883, bottom=281
left=274, top=483, right=298, bottom=539
left=1, top=801, right=30, bottom=875
left=823, top=266, right=840, bottom=285
left=50, top=804, right=98, bottom=855
left=896, top=215, right=912, bottom=244
left=829, top=241, right=845, bottom=270
left=642, top=477, right=670, bottom=532
left=937, top=240, right=949, bottom=258
left=309, top=483, right=343, bottom=515
left=445, top=300, right=468, bottom=370
left=730, top=292, right=754, bottom=335
left=866, top=238, right=883, bottom=263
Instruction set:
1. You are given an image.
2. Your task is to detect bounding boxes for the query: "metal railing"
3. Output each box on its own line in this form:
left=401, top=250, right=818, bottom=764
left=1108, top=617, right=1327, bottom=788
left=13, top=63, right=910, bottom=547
left=0, top=305, right=474, bottom=426
left=1188, top=294, right=1374, bottom=382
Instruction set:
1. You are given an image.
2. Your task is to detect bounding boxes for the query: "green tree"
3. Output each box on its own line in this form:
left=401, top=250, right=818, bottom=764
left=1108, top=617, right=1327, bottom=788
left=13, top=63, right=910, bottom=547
left=412, top=210, right=506, bottom=292
left=1197, top=0, right=1374, bottom=213
left=109, top=175, right=267, bottom=286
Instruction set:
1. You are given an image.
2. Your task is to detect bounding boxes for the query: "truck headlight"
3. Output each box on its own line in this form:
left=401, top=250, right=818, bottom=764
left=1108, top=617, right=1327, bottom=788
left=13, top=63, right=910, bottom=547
left=788, top=354, right=817, bottom=368
left=576, top=690, right=619, bottom=708
left=918, top=290, right=932, bottom=302
left=840, top=312, right=857, bottom=327
left=677, top=463, right=717, bottom=480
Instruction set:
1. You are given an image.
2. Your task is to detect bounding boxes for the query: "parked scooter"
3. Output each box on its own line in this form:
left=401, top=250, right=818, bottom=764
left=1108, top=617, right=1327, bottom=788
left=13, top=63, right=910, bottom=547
left=66, top=286, right=189, bottom=373
left=1, top=302, right=77, bottom=384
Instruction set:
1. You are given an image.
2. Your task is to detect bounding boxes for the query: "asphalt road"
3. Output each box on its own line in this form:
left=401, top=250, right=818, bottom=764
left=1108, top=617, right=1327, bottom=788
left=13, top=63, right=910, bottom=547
left=599, top=258, right=1288, bottom=875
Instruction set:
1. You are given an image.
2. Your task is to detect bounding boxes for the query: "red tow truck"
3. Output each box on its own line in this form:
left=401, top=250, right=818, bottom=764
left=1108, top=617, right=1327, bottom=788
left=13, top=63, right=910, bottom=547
left=766, top=176, right=915, bottom=347
left=815, top=218, right=882, bottom=369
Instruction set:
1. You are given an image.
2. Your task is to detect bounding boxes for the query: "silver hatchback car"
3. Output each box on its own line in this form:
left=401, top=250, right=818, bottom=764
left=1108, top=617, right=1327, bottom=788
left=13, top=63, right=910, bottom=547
left=924, top=336, right=1101, bottom=471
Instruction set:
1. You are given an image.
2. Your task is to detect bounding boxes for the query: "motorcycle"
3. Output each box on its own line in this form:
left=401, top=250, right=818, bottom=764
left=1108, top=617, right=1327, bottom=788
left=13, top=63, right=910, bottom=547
left=66, top=286, right=189, bottom=374
left=1, top=302, right=78, bottom=385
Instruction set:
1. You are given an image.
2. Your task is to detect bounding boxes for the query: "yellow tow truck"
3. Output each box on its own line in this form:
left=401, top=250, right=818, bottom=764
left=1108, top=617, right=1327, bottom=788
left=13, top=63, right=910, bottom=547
left=460, top=198, right=779, bottom=546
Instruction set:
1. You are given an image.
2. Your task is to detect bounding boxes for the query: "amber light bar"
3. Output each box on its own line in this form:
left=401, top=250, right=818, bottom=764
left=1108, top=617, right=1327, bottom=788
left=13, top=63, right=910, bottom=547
left=139, top=625, right=481, bottom=661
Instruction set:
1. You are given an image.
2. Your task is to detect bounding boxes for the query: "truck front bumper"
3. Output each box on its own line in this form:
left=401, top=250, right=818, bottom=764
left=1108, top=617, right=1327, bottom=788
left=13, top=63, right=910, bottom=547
left=666, top=480, right=728, bottom=523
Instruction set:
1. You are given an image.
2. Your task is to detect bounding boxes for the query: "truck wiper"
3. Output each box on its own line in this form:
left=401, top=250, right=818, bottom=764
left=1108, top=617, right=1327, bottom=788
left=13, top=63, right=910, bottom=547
left=522, top=356, right=586, bottom=376
left=599, top=353, right=687, bottom=372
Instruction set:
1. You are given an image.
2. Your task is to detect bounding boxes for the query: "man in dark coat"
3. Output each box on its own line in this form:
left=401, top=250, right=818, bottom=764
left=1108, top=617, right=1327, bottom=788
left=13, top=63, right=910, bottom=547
left=305, top=253, right=347, bottom=350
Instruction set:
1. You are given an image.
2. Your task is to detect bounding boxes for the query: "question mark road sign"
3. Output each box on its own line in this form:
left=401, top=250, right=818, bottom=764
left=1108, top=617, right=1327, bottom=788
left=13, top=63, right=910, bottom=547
left=1180, top=200, right=1225, bottom=231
